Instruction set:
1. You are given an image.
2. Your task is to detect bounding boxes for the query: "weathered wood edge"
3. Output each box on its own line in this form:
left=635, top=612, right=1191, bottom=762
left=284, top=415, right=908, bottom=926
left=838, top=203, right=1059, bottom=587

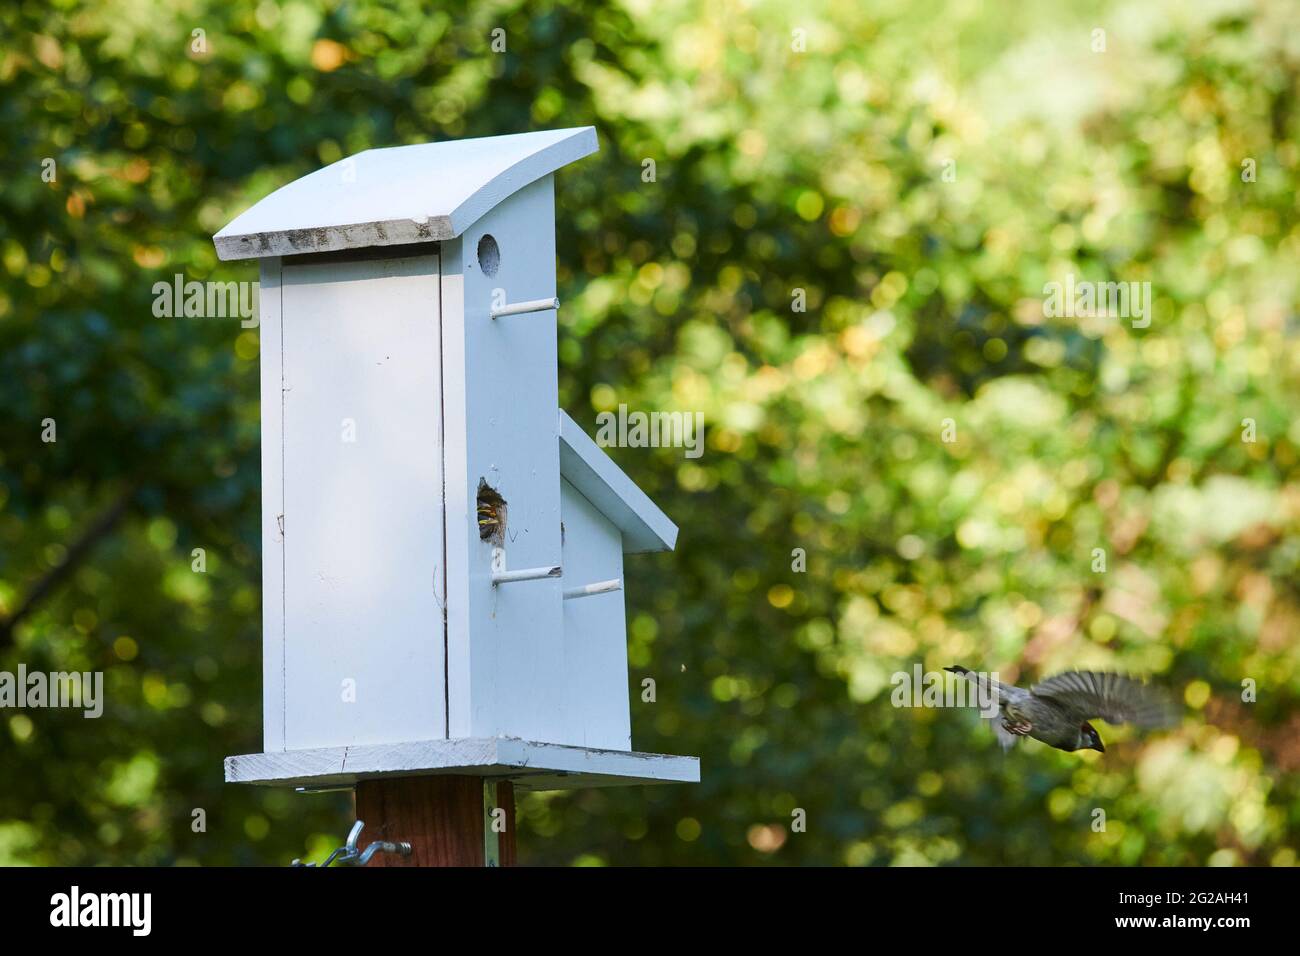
left=224, top=736, right=700, bottom=791
left=215, top=217, right=454, bottom=262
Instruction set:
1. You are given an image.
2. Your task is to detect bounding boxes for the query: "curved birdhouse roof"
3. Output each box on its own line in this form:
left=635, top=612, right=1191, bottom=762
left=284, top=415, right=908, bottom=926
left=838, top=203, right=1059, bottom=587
left=213, top=127, right=598, bottom=261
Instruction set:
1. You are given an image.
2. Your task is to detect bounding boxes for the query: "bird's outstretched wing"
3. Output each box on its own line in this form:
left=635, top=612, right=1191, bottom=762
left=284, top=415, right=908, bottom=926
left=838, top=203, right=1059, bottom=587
left=1031, top=671, right=1176, bottom=728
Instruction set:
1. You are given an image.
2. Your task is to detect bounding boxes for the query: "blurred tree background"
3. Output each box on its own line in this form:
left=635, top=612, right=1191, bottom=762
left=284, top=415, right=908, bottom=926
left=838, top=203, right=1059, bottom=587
left=1, top=0, right=1297, bottom=865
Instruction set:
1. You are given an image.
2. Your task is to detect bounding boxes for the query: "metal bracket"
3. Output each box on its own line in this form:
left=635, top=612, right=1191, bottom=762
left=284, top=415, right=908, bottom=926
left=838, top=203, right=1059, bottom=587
left=290, top=820, right=412, bottom=867
left=483, top=780, right=501, bottom=867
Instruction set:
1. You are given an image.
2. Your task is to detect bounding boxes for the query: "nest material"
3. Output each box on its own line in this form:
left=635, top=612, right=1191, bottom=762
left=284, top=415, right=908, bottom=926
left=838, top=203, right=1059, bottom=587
left=476, top=480, right=507, bottom=544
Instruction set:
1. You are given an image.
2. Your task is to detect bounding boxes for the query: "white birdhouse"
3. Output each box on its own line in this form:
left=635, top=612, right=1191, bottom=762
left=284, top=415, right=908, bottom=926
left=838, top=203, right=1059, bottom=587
left=213, top=129, right=697, bottom=791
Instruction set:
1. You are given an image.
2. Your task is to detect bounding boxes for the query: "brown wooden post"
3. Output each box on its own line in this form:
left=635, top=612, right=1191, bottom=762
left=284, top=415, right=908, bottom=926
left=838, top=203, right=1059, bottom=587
left=353, top=775, right=517, bottom=867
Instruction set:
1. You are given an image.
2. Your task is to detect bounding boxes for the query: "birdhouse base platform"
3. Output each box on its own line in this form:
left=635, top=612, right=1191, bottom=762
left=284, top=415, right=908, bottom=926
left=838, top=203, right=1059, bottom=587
left=224, top=737, right=699, bottom=791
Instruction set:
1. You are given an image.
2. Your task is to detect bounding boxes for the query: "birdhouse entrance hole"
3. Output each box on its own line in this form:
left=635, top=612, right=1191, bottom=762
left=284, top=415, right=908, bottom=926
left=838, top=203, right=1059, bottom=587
left=477, top=480, right=507, bottom=543
left=476, top=234, right=500, bottom=276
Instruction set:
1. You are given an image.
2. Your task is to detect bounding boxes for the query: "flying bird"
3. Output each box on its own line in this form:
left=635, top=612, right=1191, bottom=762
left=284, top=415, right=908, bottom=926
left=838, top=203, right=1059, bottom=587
left=945, top=665, right=1176, bottom=754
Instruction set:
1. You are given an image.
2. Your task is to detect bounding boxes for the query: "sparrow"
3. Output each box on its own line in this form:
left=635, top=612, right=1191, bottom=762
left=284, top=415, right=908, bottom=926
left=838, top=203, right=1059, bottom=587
left=945, top=665, right=1176, bottom=754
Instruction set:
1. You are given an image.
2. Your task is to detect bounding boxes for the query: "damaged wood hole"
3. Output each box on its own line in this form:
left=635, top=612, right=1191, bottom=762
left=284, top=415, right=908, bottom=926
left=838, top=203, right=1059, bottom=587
left=477, top=480, right=507, bottom=544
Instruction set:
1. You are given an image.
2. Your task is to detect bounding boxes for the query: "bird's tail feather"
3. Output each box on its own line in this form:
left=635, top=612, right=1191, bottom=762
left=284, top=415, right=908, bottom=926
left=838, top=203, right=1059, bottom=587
left=945, top=665, right=1021, bottom=750
left=944, top=664, right=1019, bottom=704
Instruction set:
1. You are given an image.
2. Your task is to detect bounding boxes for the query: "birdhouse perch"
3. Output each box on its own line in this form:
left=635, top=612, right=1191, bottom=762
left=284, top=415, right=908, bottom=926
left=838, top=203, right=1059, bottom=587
left=214, top=128, right=698, bottom=794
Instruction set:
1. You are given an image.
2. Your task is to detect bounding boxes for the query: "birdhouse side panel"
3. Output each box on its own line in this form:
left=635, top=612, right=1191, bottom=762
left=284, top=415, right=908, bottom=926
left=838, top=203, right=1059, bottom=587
left=560, top=479, right=632, bottom=750
left=442, top=176, right=567, bottom=744
left=258, top=257, right=286, bottom=751
left=276, top=252, right=447, bottom=751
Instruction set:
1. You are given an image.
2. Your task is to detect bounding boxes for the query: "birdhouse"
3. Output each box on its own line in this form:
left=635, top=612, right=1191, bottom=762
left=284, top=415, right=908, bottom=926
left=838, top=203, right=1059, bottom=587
left=213, top=129, right=697, bottom=791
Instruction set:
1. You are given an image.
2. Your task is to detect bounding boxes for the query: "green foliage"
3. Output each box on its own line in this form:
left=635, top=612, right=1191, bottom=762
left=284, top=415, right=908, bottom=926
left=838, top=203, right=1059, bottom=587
left=1, top=0, right=1297, bottom=865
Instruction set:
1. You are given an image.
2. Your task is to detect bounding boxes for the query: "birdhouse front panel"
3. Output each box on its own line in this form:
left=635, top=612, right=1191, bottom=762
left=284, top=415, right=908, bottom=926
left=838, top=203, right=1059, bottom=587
left=559, top=477, right=631, bottom=750
left=260, top=251, right=447, bottom=752
left=440, top=175, right=569, bottom=745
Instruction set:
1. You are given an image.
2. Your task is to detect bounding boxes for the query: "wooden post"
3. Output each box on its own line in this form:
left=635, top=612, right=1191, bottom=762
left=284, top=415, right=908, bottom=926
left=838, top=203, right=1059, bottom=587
left=353, top=775, right=516, bottom=867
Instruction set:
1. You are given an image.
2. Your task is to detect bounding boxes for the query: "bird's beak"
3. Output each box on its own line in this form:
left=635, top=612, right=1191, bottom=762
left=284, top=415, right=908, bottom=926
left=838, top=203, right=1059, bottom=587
left=1091, top=739, right=1105, bottom=753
